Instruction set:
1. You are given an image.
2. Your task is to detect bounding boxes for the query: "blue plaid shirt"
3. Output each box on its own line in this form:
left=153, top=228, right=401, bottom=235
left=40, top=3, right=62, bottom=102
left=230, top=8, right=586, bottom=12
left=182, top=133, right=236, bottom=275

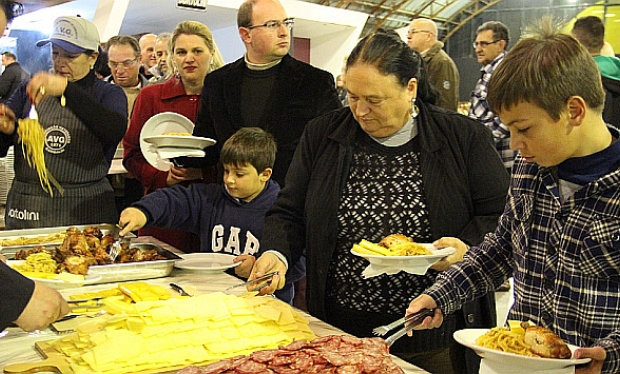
left=427, top=153, right=620, bottom=373
left=468, top=52, right=517, bottom=170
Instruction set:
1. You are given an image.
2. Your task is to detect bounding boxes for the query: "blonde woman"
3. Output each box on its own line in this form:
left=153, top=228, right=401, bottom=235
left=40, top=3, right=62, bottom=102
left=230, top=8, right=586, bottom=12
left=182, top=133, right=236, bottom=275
left=123, top=21, right=223, bottom=252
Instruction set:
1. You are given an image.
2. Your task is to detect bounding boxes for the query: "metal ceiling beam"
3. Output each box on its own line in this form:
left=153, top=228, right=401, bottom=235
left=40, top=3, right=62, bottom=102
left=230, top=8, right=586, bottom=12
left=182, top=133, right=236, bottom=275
left=441, top=0, right=505, bottom=41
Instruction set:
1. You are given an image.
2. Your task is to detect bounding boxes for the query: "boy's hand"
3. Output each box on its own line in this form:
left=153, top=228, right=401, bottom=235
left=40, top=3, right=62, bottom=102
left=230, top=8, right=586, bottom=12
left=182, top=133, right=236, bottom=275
left=118, top=207, right=147, bottom=236
left=249, top=253, right=287, bottom=296
left=233, top=254, right=255, bottom=278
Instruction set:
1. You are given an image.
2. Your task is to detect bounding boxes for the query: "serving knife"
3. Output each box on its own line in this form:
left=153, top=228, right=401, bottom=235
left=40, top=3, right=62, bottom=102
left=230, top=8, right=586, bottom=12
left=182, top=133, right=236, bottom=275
left=170, top=282, right=192, bottom=297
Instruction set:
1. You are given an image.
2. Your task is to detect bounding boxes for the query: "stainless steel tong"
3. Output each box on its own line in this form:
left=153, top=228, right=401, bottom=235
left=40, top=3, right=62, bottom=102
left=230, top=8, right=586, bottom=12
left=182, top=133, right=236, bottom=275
left=373, top=308, right=435, bottom=347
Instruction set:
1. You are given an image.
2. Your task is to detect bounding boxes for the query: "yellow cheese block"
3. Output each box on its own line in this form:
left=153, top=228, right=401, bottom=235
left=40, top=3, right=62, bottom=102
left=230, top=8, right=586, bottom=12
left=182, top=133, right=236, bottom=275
left=51, top=292, right=315, bottom=374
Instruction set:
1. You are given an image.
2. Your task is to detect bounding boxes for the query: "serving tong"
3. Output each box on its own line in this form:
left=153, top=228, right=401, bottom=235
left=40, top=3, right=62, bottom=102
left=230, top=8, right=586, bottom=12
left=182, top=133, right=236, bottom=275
left=373, top=308, right=435, bottom=347
left=225, top=271, right=279, bottom=292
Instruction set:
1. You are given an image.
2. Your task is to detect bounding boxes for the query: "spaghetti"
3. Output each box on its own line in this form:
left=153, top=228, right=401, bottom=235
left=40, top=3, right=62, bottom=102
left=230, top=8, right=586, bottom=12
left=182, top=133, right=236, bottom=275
left=13, top=251, right=58, bottom=274
left=17, top=118, right=63, bottom=196
left=476, top=327, right=538, bottom=357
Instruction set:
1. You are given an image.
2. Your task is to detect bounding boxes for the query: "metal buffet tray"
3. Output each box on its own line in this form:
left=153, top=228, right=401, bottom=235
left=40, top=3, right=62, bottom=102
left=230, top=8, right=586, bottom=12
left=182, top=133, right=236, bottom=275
left=88, top=243, right=182, bottom=284
left=0, top=223, right=135, bottom=258
left=0, top=224, right=181, bottom=284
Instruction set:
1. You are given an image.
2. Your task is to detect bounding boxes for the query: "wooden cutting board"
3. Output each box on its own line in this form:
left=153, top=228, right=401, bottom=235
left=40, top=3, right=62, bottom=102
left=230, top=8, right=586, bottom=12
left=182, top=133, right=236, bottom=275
left=3, top=341, right=184, bottom=374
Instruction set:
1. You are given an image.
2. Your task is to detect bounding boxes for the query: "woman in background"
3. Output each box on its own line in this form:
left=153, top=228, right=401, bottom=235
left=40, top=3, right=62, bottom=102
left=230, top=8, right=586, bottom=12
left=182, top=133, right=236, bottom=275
left=123, top=21, right=224, bottom=252
left=0, top=15, right=127, bottom=228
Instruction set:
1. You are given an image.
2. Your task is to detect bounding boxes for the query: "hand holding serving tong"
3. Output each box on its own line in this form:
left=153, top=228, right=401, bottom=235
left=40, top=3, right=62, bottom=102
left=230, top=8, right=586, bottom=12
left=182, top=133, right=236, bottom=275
left=373, top=308, right=435, bottom=347
left=226, top=271, right=279, bottom=292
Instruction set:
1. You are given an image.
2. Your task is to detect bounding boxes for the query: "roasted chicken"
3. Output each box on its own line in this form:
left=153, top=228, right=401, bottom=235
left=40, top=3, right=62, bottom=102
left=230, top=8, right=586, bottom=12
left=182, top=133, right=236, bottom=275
left=521, top=322, right=572, bottom=359
left=378, top=233, right=412, bottom=248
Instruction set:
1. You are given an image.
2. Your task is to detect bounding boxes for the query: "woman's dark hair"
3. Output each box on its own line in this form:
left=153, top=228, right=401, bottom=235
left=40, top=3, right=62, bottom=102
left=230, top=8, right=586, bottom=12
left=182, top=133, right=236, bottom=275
left=93, top=51, right=111, bottom=79
left=345, top=31, right=439, bottom=105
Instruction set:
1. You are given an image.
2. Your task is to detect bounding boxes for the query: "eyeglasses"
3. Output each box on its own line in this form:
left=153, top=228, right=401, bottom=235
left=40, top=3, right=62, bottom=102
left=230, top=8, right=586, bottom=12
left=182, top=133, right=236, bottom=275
left=108, top=58, right=138, bottom=69
left=247, top=18, right=295, bottom=31
left=407, top=29, right=431, bottom=36
left=472, top=40, right=500, bottom=48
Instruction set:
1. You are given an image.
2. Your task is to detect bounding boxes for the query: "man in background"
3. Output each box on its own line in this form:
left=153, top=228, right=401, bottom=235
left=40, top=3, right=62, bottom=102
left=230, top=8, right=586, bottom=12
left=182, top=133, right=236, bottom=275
left=138, top=33, right=156, bottom=80
left=106, top=36, right=149, bottom=216
left=193, top=0, right=342, bottom=310
left=468, top=21, right=517, bottom=173
left=572, top=16, right=620, bottom=127
left=149, top=32, right=171, bottom=83
left=0, top=51, right=28, bottom=103
left=407, top=18, right=459, bottom=111
left=106, top=35, right=149, bottom=117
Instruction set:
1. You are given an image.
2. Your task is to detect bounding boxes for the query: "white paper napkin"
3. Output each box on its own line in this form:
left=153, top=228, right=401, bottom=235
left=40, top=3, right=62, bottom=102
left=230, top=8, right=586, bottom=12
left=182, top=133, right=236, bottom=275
left=361, top=262, right=435, bottom=278
left=151, top=146, right=206, bottom=160
left=479, top=359, right=575, bottom=374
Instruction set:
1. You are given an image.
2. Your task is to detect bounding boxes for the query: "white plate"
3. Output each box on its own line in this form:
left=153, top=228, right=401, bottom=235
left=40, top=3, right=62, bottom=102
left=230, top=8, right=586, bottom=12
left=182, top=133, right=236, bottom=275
left=139, top=112, right=195, bottom=172
left=351, top=244, right=454, bottom=265
left=143, top=135, right=216, bottom=150
left=7, top=260, right=102, bottom=290
left=453, top=328, right=591, bottom=371
left=174, top=253, right=241, bottom=273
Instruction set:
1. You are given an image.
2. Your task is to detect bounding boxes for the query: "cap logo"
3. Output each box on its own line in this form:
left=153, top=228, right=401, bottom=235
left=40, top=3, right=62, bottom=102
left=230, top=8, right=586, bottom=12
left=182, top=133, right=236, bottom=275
left=55, top=20, right=78, bottom=40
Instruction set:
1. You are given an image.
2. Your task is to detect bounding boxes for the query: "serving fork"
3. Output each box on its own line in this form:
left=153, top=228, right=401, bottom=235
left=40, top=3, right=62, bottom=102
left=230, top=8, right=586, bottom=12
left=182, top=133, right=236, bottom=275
left=109, top=224, right=125, bottom=262
left=373, top=308, right=435, bottom=337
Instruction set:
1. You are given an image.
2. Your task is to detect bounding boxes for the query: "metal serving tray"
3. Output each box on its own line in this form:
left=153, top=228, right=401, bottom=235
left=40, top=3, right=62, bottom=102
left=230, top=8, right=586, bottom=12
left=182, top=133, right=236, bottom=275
left=88, top=243, right=182, bottom=284
left=0, top=223, right=136, bottom=258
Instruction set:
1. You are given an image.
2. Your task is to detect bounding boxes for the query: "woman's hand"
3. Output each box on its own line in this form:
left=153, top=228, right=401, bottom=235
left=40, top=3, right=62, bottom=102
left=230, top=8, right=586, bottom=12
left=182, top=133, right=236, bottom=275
left=249, top=253, right=287, bottom=296
left=26, top=72, right=68, bottom=105
left=14, top=282, right=70, bottom=332
left=405, top=294, right=442, bottom=335
left=0, top=104, right=16, bottom=135
left=430, top=236, right=469, bottom=271
left=233, top=254, right=256, bottom=278
left=118, top=207, right=147, bottom=236
left=166, top=166, right=202, bottom=186
left=574, top=346, right=606, bottom=374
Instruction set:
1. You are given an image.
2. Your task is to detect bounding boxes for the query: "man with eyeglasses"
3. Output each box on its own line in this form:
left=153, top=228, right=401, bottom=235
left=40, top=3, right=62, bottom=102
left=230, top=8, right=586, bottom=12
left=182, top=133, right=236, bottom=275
left=105, top=35, right=150, bottom=215
left=468, top=21, right=516, bottom=173
left=193, top=0, right=341, bottom=309
left=105, top=35, right=149, bottom=118
left=407, top=18, right=460, bottom=111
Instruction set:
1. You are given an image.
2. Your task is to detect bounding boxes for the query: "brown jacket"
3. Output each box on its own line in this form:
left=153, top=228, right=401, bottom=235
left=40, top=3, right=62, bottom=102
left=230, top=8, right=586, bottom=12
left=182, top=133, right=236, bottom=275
left=423, top=41, right=460, bottom=111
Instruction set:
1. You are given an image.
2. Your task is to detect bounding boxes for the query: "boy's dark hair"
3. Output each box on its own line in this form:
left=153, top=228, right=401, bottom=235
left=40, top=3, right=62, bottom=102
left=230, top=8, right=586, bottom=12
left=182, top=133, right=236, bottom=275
left=571, top=16, right=605, bottom=54
left=220, top=127, right=276, bottom=173
left=488, top=17, right=605, bottom=120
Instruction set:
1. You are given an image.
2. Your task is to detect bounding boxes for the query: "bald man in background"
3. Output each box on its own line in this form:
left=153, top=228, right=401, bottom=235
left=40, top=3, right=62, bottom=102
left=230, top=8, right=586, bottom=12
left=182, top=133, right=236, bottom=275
left=138, top=33, right=156, bottom=80
left=407, top=18, right=460, bottom=110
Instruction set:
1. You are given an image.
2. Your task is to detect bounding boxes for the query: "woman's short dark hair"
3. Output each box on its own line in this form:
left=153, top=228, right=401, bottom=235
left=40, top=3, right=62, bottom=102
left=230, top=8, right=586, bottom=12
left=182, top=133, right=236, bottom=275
left=345, top=31, right=439, bottom=105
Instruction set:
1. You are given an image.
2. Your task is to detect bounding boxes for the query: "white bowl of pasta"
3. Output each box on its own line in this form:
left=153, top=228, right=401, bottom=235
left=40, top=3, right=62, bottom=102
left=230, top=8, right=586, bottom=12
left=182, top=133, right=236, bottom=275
left=453, top=328, right=590, bottom=371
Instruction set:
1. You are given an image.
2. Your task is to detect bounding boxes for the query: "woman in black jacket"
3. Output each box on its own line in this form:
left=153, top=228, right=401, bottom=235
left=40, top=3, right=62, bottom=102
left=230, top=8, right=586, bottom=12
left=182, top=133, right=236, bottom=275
left=252, top=32, right=509, bottom=374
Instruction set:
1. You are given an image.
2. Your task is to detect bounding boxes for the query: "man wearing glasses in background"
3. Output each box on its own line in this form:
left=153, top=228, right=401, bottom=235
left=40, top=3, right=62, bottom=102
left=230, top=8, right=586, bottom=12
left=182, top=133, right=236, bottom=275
left=105, top=36, right=149, bottom=215
left=468, top=21, right=516, bottom=174
left=407, top=18, right=460, bottom=111
left=193, top=0, right=341, bottom=310
left=105, top=35, right=149, bottom=118
left=469, top=21, right=513, bottom=293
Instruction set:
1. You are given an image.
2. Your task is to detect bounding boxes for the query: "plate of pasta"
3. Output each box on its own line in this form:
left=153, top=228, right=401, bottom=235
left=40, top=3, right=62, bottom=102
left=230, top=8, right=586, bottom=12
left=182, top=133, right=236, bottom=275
left=139, top=112, right=196, bottom=171
left=453, top=328, right=590, bottom=371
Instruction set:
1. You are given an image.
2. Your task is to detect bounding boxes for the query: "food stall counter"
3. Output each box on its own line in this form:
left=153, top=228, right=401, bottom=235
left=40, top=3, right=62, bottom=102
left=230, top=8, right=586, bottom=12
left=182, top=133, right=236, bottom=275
left=0, top=242, right=429, bottom=374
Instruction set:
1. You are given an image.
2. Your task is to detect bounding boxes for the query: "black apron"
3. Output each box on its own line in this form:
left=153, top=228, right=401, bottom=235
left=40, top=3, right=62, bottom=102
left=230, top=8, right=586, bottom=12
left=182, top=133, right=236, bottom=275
left=5, top=97, right=117, bottom=229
